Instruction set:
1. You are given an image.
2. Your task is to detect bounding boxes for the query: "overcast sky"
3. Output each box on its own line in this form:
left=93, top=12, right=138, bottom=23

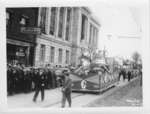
left=87, top=0, right=147, bottom=59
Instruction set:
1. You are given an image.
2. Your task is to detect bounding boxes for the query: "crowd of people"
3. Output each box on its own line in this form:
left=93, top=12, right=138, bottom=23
left=118, top=66, right=142, bottom=82
left=7, top=63, right=73, bottom=107
left=7, top=64, right=64, bottom=96
left=7, top=63, right=142, bottom=96
left=7, top=62, right=142, bottom=108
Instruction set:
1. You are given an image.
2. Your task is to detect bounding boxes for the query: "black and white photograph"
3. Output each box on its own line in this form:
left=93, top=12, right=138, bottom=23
left=0, top=0, right=149, bottom=113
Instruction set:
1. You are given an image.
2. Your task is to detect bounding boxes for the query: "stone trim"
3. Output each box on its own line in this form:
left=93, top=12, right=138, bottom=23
left=7, top=38, right=34, bottom=47
left=37, top=34, right=72, bottom=47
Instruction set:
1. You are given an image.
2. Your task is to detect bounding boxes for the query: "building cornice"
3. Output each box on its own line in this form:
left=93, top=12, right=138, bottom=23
left=7, top=38, right=34, bottom=47
left=82, top=7, right=92, bottom=14
left=90, top=16, right=101, bottom=27
left=81, top=7, right=100, bottom=27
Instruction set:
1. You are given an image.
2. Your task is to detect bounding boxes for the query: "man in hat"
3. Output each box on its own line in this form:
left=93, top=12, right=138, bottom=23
left=127, top=69, right=131, bottom=82
left=61, top=70, right=72, bottom=108
left=33, top=69, right=46, bottom=102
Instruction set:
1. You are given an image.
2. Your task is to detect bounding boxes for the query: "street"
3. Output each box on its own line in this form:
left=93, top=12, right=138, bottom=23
left=86, top=77, right=142, bottom=107
left=8, top=77, right=142, bottom=108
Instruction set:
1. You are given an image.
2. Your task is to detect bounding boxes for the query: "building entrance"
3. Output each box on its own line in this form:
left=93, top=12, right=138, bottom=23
left=7, top=43, right=34, bottom=66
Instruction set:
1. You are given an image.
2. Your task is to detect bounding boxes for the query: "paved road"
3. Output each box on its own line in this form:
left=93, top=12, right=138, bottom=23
left=50, top=77, right=142, bottom=107
left=86, top=77, right=142, bottom=107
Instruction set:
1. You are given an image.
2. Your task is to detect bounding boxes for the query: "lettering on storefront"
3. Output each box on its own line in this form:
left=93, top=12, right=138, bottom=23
left=20, top=27, right=41, bottom=34
left=16, top=48, right=25, bottom=57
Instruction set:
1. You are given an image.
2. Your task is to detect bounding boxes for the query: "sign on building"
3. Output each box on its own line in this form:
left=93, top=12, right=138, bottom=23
left=20, top=27, right=41, bottom=34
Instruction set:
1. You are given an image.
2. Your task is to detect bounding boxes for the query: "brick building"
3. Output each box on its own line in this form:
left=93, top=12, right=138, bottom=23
left=34, top=7, right=100, bottom=67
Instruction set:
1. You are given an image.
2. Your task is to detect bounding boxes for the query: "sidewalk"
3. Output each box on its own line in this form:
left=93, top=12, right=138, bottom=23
left=8, top=88, right=81, bottom=108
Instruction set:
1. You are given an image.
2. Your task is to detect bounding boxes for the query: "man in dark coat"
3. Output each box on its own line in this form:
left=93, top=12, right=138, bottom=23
left=127, top=69, right=131, bottom=82
left=51, top=70, right=57, bottom=88
left=33, top=69, right=46, bottom=102
left=11, top=68, right=18, bottom=94
left=61, top=70, right=72, bottom=108
left=17, top=68, right=24, bottom=93
left=47, top=69, right=52, bottom=89
left=119, top=68, right=126, bottom=81
left=7, top=66, right=13, bottom=95
left=23, top=70, right=28, bottom=93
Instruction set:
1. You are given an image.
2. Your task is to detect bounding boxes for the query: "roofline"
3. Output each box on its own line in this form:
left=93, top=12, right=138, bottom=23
left=90, top=16, right=101, bottom=27
left=82, top=7, right=92, bottom=14
left=82, top=7, right=100, bottom=27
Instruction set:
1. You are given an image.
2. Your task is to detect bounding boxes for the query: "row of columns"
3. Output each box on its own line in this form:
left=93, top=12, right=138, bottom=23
left=89, top=23, right=99, bottom=47
left=38, top=7, right=72, bottom=42
left=79, top=12, right=99, bottom=48
left=35, top=43, right=71, bottom=67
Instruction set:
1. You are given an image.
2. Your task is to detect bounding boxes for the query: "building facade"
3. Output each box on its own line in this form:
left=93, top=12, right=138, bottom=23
left=6, top=8, right=39, bottom=66
left=34, top=7, right=100, bottom=67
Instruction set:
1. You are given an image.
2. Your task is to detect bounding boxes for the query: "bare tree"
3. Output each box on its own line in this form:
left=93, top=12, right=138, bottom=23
left=132, top=52, right=141, bottom=64
left=132, top=52, right=142, bottom=69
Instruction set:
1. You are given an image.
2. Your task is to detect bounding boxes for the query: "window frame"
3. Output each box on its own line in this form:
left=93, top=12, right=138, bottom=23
left=40, top=8, right=47, bottom=34
left=65, top=50, right=69, bottom=64
left=58, top=7, right=65, bottom=38
left=50, top=46, right=55, bottom=63
left=58, top=48, right=63, bottom=64
left=49, top=7, right=57, bottom=35
left=65, top=8, right=72, bottom=41
left=40, top=44, right=46, bottom=62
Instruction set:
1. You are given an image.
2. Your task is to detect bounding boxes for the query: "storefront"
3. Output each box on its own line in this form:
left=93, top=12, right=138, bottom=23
left=6, top=8, right=39, bottom=66
left=7, top=39, right=35, bottom=66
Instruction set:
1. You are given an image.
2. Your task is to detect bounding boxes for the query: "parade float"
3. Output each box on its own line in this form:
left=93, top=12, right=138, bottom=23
left=70, top=50, right=120, bottom=93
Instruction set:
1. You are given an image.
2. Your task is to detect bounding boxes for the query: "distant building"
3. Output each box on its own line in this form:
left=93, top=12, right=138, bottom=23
left=6, top=8, right=39, bottom=66
left=34, top=7, right=100, bottom=67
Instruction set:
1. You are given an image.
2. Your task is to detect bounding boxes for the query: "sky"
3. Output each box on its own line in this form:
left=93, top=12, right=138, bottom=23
left=88, top=0, right=147, bottom=59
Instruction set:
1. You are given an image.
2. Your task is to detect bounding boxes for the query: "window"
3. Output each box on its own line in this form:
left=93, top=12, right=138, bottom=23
left=66, top=50, right=69, bottom=64
left=50, top=46, right=55, bottom=63
left=20, top=17, right=26, bottom=26
left=40, top=8, right=47, bottom=34
left=6, top=11, right=13, bottom=30
left=65, top=8, right=71, bottom=41
left=81, top=14, right=87, bottom=41
left=95, top=29, right=98, bottom=45
left=89, top=24, right=92, bottom=44
left=96, top=29, right=98, bottom=42
left=93, top=27, right=97, bottom=45
left=6, top=12, right=10, bottom=26
left=50, top=7, right=57, bottom=35
left=19, top=16, right=29, bottom=27
left=40, top=44, right=46, bottom=61
left=93, top=28, right=96, bottom=44
left=58, top=7, right=65, bottom=38
left=58, top=48, right=63, bottom=63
